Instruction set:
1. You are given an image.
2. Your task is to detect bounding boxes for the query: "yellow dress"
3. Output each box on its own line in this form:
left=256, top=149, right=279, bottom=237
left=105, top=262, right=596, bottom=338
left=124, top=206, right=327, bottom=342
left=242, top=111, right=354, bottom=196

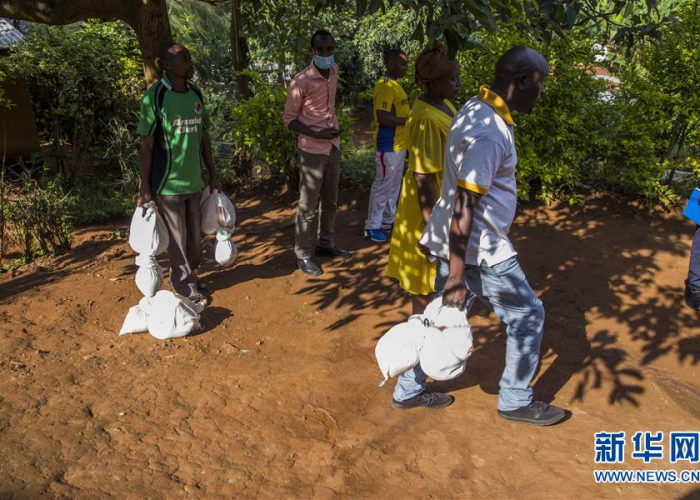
left=386, top=98, right=456, bottom=296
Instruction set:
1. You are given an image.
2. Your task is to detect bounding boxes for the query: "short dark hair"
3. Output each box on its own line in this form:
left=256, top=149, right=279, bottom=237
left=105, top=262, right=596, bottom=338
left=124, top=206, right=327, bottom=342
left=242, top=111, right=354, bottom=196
left=495, top=45, right=547, bottom=79
left=310, top=29, right=334, bottom=48
left=158, top=42, right=180, bottom=69
left=384, top=48, right=406, bottom=65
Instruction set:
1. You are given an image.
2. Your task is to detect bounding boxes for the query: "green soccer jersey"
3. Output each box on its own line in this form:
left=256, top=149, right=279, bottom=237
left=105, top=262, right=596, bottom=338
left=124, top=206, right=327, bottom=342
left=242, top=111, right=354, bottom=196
left=136, top=74, right=211, bottom=196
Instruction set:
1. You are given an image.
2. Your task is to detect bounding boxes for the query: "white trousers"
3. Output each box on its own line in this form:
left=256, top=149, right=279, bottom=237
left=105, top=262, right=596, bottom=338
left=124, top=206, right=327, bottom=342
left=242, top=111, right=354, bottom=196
left=365, top=150, right=406, bottom=230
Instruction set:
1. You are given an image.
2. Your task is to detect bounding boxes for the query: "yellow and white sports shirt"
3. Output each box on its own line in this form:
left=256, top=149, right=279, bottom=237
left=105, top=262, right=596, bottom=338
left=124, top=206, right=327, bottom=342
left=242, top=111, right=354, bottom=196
left=373, top=75, right=410, bottom=153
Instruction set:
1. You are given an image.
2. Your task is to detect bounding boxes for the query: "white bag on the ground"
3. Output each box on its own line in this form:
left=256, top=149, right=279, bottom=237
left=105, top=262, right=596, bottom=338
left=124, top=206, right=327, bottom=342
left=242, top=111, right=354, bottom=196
left=375, top=315, right=430, bottom=386
left=419, top=296, right=474, bottom=381
left=214, top=229, right=238, bottom=267
left=128, top=202, right=169, bottom=256
left=142, top=290, right=205, bottom=340
left=134, top=254, right=164, bottom=297
left=201, top=189, right=236, bottom=235
left=119, top=305, right=149, bottom=335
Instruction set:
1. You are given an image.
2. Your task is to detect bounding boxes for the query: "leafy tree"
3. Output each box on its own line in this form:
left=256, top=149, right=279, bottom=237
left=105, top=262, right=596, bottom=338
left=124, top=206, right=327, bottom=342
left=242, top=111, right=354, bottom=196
left=632, top=0, right=700, bottom=181
left=226, top=71, right=355, bottom=190
left=454, top=19, right=610, bottom=204
left=0, top=21, right=143, bottom=183
left=168, top=0, right=234, bottom=93
left=355, top=4, right=423, bottom=80
left=0, top=0, right=171, bottom=84
left=356, top=0, right=676, bottom=56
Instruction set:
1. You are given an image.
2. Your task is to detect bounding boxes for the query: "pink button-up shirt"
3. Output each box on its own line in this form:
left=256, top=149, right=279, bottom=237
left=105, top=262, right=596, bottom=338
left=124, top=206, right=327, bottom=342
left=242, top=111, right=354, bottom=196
left=282, top=62, right=340, bottom=155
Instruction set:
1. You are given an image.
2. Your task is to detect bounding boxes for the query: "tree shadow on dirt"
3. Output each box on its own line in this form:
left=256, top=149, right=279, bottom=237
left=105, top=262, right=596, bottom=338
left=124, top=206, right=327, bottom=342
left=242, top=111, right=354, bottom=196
left=679, top=488, right=700, bottom=500
left=513, top=198, right=698, bottom=407
left=0, top=237, right=127, bottom=304
left=474, top=198, right=696, bottom=408
left=197, top=200, right=301, bottom=300
left=273, top=188, right=412, bottom=329
left=439, top=198, right=698, bottom=407
left=304, top=194, right=700, bottom=408
left=299, top=242, right=409, bottom=331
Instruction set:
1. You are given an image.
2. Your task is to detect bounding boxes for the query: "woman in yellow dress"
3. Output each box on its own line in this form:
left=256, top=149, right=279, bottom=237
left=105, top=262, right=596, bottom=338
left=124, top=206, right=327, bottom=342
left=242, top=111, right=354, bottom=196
left=386, top=44, right=461, bottom=314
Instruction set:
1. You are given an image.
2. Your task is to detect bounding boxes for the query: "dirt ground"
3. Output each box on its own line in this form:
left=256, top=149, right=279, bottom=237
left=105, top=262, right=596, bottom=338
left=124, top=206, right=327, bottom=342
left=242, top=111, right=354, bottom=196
left=2, top=187, right=700, bottom=499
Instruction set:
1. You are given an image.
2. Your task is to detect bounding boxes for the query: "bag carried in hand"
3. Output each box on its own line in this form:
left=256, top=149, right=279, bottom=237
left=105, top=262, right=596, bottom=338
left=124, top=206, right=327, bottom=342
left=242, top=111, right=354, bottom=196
left=374, top=296, right=474, bottom=385
left=201, top=189, right=236, bottom=235
left=128, top=202, right=169, bottom=256
left=375, top=315, right=430, bottom=386
left=420, top=296, right=474, bottom=381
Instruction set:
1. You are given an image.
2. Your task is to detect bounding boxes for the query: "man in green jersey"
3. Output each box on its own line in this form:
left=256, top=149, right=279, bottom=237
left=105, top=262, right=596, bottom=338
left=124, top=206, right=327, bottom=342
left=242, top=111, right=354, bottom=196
left=137, top=42, right=217, bottom=303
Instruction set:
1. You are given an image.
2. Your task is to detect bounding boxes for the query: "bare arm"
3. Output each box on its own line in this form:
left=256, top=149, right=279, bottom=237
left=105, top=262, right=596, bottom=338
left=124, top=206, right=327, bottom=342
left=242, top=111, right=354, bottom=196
left=288, top=119, right=338, bottom=140
left=202, top=130, right=218, bottom=192
left=376, top=110, right=407, bottom=128
left=442, top=186, right=482, bottom=309
left=414, top=172, right=436, bottom=225
left=138, top=136, right=154, bottom=206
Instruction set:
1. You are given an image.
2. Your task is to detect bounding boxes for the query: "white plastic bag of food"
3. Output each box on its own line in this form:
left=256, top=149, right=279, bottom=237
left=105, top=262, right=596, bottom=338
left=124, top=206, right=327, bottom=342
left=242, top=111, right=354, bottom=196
left=419, top=296, right=474, bottom=381
left=214, top=229, right=238, bottom=267
left=201, top=189, right=236, bottom=235
left=119, top=305, right=149, bottom=336
left=128, top=202, right=169, bottom=256
left=142, top=290, right=205, bottom=340
left=375, top=315, right=430, bottom=386
left=134, top=254, right=164, bottom=297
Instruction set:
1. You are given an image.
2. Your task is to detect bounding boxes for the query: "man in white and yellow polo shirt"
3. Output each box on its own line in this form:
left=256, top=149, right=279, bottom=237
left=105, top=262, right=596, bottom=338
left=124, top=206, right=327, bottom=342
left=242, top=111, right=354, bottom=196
left=414, top=46, right=565, bottom=425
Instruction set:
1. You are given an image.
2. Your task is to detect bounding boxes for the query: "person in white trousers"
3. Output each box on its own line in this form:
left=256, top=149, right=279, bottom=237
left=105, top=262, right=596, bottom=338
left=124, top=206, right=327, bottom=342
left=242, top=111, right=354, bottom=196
left=364, top=49, right=411, bottom=243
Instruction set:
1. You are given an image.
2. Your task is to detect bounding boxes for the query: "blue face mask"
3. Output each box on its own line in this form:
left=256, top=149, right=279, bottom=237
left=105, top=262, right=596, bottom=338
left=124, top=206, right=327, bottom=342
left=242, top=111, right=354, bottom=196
left=313, top=54, right=334, bottom=70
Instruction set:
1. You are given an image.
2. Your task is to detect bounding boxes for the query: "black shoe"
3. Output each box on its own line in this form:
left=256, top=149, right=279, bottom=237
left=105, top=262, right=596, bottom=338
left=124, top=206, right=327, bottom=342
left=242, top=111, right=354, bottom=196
left=685, top=280, right=700, bottom=311
left=497, top=401, right=566, bottom=426
left=315, top=245, right=351, bottom=259
left=297, top=258, right=323, bottom=276
left=392, top=392, right=454, bottom=410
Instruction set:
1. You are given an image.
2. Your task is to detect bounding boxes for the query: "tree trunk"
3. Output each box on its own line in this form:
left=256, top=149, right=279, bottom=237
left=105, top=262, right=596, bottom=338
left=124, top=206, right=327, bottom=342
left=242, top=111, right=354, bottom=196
left=277, top=47, right=286, bottom=84
left=0, top=0, right=171, bottom=85
left=231, top=0, right=251, bottom=99
left=0, top=124, right=6, bottom=265
left=130, top=0, right=172, bottom=85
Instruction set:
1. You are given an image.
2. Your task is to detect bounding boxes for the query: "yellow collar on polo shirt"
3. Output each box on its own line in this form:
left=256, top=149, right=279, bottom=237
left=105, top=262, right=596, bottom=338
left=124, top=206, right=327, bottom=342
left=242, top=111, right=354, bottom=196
left=478, top=85, right=515, bottom=126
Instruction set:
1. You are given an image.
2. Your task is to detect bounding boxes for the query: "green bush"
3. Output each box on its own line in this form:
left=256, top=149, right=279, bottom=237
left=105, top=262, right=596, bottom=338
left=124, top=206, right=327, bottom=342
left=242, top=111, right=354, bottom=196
left=341, top=147, right=376, bottom=185
left=455, top=23, right=607, bottom=204
left=2, top=165, right=73, bottom=263
left=611, top=0, right=700, bottom=204
left=454, top=4, right=699, bottom=207
left=355, top=5, right=424, bottom=90
left=66, top=178, right=134, bottom=225
left=103, top=117, right=141, bottom=194
left=226, top=70, right=355, bottom=191
left=0, top=20, right=142, bottom=184
left=226, top=71, right=298, bottom=188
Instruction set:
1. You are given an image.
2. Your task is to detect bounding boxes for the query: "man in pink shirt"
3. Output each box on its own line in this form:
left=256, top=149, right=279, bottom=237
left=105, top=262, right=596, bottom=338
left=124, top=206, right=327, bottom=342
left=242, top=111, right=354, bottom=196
left=283, top=29, right=350, bottom=276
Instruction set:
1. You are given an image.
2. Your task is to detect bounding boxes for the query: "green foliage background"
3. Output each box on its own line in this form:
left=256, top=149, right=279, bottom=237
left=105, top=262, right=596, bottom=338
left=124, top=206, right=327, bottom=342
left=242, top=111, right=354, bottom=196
left=1, top=0, right=700, bottom=265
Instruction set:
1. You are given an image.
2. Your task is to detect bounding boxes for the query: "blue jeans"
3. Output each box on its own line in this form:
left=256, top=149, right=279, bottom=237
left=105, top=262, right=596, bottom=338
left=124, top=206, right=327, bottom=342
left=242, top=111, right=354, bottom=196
left=393, top=256, right=545, bottom=411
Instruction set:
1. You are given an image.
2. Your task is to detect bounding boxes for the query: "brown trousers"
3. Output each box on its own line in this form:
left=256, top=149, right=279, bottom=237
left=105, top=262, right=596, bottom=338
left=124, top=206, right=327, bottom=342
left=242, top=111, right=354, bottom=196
left=157, top=191, right=202, bottom=297
left=294, top=146, right=340, bottom=260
